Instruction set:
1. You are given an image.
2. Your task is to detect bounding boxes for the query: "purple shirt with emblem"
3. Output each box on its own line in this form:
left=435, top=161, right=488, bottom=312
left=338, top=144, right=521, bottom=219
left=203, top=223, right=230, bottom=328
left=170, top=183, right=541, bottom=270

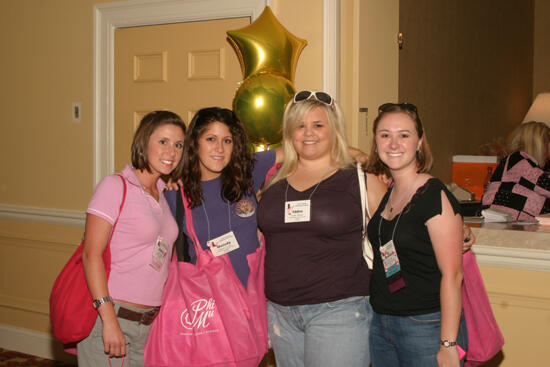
left=166, top=150, right=276, bottom=287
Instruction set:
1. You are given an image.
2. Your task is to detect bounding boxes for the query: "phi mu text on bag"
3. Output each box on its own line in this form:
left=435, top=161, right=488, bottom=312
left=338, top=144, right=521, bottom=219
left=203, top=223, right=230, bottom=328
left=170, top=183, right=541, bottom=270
left=144, top=187, right=268, bottom=367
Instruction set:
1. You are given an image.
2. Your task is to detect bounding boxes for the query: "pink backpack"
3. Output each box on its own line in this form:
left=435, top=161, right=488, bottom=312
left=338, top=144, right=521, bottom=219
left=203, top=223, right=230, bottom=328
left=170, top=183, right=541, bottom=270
left=144, top=188, right=268, bottom=367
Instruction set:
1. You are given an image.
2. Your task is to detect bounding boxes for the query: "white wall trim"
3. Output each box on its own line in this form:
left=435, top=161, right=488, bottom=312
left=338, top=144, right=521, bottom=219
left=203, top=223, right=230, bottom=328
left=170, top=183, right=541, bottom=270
left=0, top=204, right=85, bottom=227
left=473, top=245, right=550, bottom=272
left=93, top=0, right=271, bottom=185
left=323, top=0, right=340, bottom=100
left=0, top=324, right=76, bottom=363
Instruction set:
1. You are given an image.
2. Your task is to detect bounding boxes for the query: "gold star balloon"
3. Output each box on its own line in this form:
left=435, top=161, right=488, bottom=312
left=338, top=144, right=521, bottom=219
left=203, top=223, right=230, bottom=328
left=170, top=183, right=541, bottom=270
left=227, top=6, right=307, bottom=146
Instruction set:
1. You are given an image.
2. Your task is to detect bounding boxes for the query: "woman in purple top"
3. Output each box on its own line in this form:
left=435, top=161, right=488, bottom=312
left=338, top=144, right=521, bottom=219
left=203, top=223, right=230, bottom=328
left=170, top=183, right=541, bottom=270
left=79, top=111, right=185, bottom=367
left=257, top=91, right=379, bottom=367
left=482, top=121, right=550, bottom=221
left=165, top=107, right=281, bottom=287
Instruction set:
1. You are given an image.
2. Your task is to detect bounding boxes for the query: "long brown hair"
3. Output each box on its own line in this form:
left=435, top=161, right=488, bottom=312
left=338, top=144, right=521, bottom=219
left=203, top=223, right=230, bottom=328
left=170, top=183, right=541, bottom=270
left=180, top=107, right=254, bottom=208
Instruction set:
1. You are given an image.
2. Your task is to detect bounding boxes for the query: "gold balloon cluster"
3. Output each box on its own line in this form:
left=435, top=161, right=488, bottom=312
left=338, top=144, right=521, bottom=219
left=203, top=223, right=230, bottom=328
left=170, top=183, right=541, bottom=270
left=227, top=6, right=307, bottom=146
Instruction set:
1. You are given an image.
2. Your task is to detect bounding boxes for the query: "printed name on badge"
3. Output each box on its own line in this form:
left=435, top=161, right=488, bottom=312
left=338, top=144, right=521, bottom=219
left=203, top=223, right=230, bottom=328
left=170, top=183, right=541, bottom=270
left=284, top=200, right=311, bottom=223
left=207, top=231, right=240, bottom=257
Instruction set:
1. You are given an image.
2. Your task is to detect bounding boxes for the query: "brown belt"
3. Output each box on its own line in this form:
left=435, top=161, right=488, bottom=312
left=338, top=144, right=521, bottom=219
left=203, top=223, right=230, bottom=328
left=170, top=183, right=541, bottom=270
left=117, top=306, right=160, bottom=326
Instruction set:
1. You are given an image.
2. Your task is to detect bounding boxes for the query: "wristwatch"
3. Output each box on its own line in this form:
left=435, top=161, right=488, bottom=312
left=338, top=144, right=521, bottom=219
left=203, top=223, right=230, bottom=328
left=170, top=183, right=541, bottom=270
left=441, top=340, right=457, bottom=348
left=92, top=296, right=113, bottom=309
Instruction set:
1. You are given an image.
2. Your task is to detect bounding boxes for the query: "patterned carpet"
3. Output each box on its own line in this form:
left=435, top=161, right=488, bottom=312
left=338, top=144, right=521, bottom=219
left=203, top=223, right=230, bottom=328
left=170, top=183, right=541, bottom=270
left=0, top=348, right=76, bottom=367
left=0, top=347, right=276, bottom=366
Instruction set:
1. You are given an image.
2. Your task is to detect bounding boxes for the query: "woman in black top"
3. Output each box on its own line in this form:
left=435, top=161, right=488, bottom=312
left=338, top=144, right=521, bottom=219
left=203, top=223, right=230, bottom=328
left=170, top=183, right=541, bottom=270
left=366, top=103, right=467, bottom=367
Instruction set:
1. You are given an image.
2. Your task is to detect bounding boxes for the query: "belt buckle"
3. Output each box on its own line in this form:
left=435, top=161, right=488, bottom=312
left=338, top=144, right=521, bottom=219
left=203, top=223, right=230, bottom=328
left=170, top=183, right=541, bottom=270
left=139, top=307, right=159, bottom=325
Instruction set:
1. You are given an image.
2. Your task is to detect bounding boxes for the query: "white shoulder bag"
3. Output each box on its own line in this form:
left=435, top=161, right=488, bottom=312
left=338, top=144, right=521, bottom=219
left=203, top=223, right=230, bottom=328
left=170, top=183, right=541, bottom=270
left=357, top=163, right=374, bottom=269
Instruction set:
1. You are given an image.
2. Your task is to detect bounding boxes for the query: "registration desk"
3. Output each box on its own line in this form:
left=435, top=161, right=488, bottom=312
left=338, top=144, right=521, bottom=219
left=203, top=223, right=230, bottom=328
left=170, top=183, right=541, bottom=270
left=465, top=220, right=550, bottom=366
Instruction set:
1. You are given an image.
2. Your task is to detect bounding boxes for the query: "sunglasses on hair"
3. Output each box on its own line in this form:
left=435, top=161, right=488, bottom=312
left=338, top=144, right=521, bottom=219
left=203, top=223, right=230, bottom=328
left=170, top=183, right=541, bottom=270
left=293, top=90, right=334, bottom=106
left=378, top=102, right=418, bottom=113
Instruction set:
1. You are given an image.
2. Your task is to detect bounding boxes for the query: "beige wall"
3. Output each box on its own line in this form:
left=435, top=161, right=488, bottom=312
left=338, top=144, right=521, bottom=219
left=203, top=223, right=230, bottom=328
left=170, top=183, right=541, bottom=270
left=0, top=0, right=116, bottom=336
left=480, top=265, right=550, bottom=367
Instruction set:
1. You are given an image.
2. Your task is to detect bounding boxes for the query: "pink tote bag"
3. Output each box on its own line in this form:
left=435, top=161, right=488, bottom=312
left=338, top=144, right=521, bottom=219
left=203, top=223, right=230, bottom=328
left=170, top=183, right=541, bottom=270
left=462, top=250, right=505, bottom=367
left=144, top=188, right=268, bottom=367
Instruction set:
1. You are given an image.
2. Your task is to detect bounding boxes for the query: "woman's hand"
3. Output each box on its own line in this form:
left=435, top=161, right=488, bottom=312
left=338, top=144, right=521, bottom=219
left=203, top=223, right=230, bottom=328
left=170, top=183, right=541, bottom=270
left=165, top=178, right=182, bottom=191
left=437, top=346, right=460, bottom=367
left=101, top=315, right=127, bottom=357
left=348, top=147, right=368, bottom=164
left=462, top=224, right=475, bottom=252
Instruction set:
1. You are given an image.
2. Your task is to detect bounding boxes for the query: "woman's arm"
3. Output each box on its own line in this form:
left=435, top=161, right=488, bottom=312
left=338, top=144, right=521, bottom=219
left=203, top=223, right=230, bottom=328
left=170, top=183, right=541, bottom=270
left=82, top=214, right=126, bottom=357
left=349, top=146, right=368, bottom=164
left=426, top=191, right=463, bottom=367
left=366, top=172, right=389, bottom=217
left=274, top=146, right=284, bottom=164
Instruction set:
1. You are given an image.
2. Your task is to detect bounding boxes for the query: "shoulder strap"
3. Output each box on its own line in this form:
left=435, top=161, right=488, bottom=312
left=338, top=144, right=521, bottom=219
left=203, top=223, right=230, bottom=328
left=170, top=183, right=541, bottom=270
left=108, top=174, right=128, bottom=241
left=357, top=163, right=373, bottom=269
left=174, top=188, right=191, bottom=262
left=179, top=187, right=205, bottom=261
left=357, top=163, right=368, bottom=234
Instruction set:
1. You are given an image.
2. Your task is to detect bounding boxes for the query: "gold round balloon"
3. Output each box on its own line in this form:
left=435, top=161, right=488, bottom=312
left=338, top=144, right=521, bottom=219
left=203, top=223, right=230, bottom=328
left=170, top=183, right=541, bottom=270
left=227, top=6, right=307, bottom=82
left=233, top=72, right=295, bottom=145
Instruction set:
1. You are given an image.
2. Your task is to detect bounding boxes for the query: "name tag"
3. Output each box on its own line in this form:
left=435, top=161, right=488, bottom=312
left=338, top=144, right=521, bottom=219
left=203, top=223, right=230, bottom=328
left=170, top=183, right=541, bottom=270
left=380, top=240, right=401, bottom=277
left=150, top=236, right=170, bottom=271
left=380, top=239, right=406, bottom=293
left=207, top=231, right=240, bottom=257
left=284, top=200, right=311, bottom=223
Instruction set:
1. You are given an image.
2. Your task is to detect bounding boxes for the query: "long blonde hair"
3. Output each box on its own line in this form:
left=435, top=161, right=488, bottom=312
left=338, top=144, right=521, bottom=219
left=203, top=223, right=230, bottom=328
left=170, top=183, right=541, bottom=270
left=262, top=95, right=353, bottom=193
left=508, top=121, right=550, bottom=165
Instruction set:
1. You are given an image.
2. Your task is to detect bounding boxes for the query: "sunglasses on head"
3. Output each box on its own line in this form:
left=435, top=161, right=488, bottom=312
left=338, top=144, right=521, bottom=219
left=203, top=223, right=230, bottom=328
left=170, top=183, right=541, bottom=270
left=378, top=102, right=418, bottom=113
left=293, top=90, right=334, bottom=106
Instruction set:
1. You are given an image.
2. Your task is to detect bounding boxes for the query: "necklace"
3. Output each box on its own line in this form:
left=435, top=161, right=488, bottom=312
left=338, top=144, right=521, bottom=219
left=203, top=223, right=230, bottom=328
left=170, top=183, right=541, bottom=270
left=387, top=174, right=420, bottom=214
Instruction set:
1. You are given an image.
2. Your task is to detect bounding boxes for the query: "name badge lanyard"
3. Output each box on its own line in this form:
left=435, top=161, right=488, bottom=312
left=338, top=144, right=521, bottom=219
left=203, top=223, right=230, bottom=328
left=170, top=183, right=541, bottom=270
left=284, top=178, right=324, bottom=223
left=138, top=181, right=171, bottom=271
left=377, top=188, right=406, bottom=293
left=202, top=201, right=240, bottom=256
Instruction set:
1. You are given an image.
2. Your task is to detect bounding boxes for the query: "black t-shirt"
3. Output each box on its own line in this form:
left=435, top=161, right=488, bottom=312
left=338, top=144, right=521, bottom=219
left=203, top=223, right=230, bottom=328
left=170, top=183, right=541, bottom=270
left=258, top=166, right=371, bottom=306
left=367, top=178, right=461, bottom=315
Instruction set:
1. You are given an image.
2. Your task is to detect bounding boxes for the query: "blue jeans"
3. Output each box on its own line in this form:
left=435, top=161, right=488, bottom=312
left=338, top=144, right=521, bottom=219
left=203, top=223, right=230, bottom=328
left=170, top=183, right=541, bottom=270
left=369, top=310, right=468, bottom=367
left=267, top=296, right=372, bottom=367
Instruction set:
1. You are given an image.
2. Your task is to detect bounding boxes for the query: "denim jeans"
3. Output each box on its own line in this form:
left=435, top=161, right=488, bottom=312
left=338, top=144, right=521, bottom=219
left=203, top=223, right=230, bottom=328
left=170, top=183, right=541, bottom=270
left=77, top=303, right=154, bottom=367
left=369, top=310, right=468, bottom=367
left=267, top=296, right=372, bottom=367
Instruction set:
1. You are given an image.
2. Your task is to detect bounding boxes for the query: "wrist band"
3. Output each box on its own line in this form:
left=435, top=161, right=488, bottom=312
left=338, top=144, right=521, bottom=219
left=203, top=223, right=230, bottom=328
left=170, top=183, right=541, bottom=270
left=93, top=296, right=113, bottom=309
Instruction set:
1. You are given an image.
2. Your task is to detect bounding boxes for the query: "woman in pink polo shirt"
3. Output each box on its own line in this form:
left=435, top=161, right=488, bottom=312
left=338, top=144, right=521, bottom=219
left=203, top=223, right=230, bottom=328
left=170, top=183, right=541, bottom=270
left=78, top=111, right=185, bottom=367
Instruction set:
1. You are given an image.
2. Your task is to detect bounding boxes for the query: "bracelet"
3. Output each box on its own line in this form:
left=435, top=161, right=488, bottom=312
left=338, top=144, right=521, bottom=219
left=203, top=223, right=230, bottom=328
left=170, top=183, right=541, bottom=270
left=441, top=340, right=457, bottom=348
left=93, top=296, right=113, bottom=309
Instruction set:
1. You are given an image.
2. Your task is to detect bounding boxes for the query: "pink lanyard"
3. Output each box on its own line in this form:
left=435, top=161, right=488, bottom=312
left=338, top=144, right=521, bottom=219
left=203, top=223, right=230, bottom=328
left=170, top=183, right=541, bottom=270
left=109, top=357, right=124, bottom=367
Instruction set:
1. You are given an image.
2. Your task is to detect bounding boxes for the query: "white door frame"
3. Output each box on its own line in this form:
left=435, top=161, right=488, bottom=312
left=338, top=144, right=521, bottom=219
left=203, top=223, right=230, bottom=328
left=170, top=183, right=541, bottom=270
left=93, top=0, right=340, bottom=184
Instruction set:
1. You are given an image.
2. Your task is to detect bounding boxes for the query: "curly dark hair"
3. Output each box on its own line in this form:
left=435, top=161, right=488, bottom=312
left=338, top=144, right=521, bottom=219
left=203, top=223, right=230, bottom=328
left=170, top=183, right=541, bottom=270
left=181, top=107, right=255, bottom=208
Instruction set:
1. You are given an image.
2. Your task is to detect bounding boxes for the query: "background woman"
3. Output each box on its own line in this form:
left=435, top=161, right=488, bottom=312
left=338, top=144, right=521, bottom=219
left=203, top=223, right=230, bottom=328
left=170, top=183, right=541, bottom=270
left=366, top=103, right=467, bottom=367
left=257, top=91, right=382, bottom=367
left=166, top=107, right=280, bottom=287
left=79, top=111, right=185, bottom=367
left=482, top=121, right=550, bottom=221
